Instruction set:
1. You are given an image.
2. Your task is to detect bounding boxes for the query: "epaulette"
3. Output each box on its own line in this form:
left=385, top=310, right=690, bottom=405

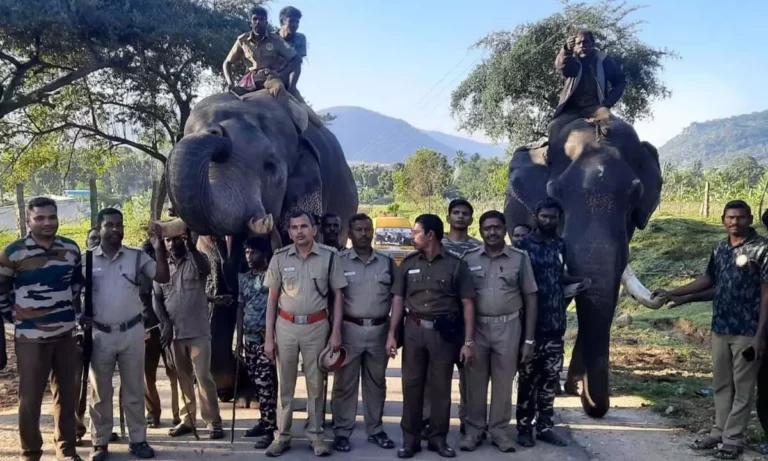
left=402, top=250, right=420, bottom=261
left=274, top=246, right=290, bottom=254
left=508, top=245, right=528, bottom=256
left=316, top=243, right=337, bottom=253
left=372, top=249, right=391, bottom=259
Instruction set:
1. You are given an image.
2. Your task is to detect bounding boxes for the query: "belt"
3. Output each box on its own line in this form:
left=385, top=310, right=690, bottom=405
left=343, top=315, right=388, bottom=327
left=476, top=311, right=520, bottom=325
left=407, top=313, right=435, bottom=329
left=93, top=314, right=143, bottom=334
left=278, top=309, right=328, bottom=325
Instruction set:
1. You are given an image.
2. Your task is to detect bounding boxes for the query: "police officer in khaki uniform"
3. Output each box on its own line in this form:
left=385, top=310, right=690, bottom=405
left=385, top=214, right=476, bottom=459
left=460, top=211, right=538, bottom=452
left=264, top=211, right=347, bottom=457
left=330, top=213, right=395, bottom=453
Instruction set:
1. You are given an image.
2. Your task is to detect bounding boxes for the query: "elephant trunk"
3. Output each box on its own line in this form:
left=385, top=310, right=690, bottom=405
left=167, top=132, right=265, bottom=236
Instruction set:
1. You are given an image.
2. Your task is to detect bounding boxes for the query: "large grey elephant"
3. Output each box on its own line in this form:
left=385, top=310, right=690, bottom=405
left=504, top=116, right=663, bottom=418
left=166, top=91, right=358, bottom=398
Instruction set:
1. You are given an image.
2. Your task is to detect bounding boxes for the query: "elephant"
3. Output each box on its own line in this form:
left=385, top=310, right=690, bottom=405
left=504, top=116, right=663, bottom=418
left=166, top=90, right=359, bottom=399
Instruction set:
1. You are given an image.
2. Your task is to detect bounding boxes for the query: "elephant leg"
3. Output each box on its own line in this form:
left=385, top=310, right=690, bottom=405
left=565, top=333, right=585, bottom=396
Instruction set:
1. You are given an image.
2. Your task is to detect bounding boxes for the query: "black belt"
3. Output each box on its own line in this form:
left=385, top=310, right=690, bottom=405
left=93, top=314, right=143, bottom=333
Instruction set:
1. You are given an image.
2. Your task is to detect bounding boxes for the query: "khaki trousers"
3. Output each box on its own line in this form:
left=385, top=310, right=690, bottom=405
left=465, top=318, right=521, bottom=438
left=89, top=324, right=146, bottom=446
left=331, top=322, right=389, bottom=438
left=275, top=317, right=330, bottom=442
left=710, top=333, right=761, bottom=446
left=172, top=335, right=222, bottom=427
left=145, top=327, right=180, bottom=423
left=16, top=336, right=79, bottom=460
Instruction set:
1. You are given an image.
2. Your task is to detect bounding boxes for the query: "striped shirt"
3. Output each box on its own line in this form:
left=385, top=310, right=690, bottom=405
left=0, top=234, right=83, bottom=342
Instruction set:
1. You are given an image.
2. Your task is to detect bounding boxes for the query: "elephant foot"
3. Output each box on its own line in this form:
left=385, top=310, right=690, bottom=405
left=580, top=367, right=610, bottom=418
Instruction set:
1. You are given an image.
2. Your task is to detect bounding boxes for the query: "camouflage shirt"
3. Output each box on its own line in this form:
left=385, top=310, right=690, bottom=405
left=0, top=234, right=83, bottom=342
left=706, top=230, right=768, bottom=337
left=238, top=270, right=269, bottom=334
left=516, top=235, right=567, bottom=337
left=442, top=236, right=482, bottom=259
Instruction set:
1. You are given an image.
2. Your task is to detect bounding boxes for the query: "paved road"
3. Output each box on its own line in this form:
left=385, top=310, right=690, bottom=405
left=0, top=354, right=729, bottom=461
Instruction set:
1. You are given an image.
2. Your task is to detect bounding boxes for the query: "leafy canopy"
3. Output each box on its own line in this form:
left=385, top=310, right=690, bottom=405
left=450, top=0, right=675, bottom=146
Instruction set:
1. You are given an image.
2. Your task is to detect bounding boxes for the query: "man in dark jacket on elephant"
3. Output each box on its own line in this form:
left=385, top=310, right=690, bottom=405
left=548, top=30, right=626, bottom=141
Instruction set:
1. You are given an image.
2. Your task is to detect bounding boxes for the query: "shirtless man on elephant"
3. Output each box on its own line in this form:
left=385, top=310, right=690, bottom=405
left=548, top=30, right=626, bottom=141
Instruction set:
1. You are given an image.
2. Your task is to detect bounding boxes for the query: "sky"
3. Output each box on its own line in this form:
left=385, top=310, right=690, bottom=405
left=256, top=0, right=768, bottom=148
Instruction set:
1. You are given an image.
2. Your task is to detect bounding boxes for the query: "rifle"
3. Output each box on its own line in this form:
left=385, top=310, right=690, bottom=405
left=77, top=250, right=93, bottom=423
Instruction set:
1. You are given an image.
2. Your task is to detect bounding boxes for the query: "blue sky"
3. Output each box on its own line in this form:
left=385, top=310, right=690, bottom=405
left=257, top=0, right=768, bottom=148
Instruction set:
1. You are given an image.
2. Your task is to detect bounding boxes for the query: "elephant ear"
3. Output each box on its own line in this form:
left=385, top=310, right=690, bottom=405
left=504, top=142, right=555, bottom=235
left=279, top=136, right=324, bottom=240
left=629, top=141, right=662, bottom=230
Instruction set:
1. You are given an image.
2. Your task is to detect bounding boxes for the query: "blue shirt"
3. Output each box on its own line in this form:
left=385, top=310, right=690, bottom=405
left=238, top=271, right=269, bottom=334
left=516, top=236, right=567, bottom=337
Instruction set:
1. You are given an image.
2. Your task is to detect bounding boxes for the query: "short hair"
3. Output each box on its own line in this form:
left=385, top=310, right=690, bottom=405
left=321, top=212, right=341, bottom=225
left=513, top=223, right=532, bottom=233
left=577, top=30, right=595, bottom=42
left=96, top=207, right=123, bottom=226
left=244, top=236, right=273, bottom=256
left=27, top=196, right=57, bottom=212
left=279, top=6, right=302, bottom=22
left=414, top=214, right=444, bottom=241
left=723, top=200, right=752, bottom=216
left=288, top=210, right=316, bottom=226
left=448, top=198, right=474, bottom=215
left=348, top=213, right=372, bottom=229
left=535, top=198, right=564, bottom=217
left=249, top=6, right=268, bottom=17
left=479, top=210, right=505, bottom=228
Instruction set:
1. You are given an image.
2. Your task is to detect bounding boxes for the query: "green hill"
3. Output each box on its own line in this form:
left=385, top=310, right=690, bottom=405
left=659, top=109, right=768, bottom=167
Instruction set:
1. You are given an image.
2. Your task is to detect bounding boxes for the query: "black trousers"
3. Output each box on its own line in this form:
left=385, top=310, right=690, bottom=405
left=400, top=318, right=459, bottom=447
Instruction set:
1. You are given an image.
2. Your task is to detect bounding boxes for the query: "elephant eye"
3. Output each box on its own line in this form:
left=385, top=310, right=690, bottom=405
left=264, top=160, right=278, bottom=175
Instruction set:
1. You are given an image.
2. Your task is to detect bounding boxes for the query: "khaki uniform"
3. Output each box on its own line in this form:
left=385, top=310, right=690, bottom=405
left=265, top=243, right=347, bottom=443
left=226, top=31, right=296, bottom=104
left=154, top=255, right=221, bottom=429
left=393, top=250, right=474, bottom=447
left=462, top=246, right=537, bottom=439
left=331, top=249, right=393, bottom=438
left=89, top=245, right=156, bottom=447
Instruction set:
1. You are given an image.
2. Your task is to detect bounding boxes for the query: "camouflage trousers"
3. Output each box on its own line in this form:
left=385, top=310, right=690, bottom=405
left=516, top=337, right=564, bottom=432
left=244, top=331, right=278, bottom=431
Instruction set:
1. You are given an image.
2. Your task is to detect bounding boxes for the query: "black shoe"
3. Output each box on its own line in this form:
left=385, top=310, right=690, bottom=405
left=75, top=436, right=84, bottom=447
left=58, top=456, right=83, bottom=461
left=209, top=425, right=225, bottom=440
left=89, top=446, right=108, bottom=461
left=460, top=422, right=465, bottom=435
left=427, top=441, right=456, bottom=458
left=367, top=432, right=395, bottom=449
left=244, top=423, right=267, bottom=438
left=517, top=430, right=535, bottom=448
left=420, top=419, right=430, bottom=440
left=397, top=445, right=422, bottom=459
left=332, top=436, right=351, bottom=452
left=537, top=429, right=569, bottom=447
left=555, top=381, right=564, bottom=396
left=255, top=432, right=274, bottom=450
left=108, top=433, right=119, bottom=442
left=129, top=442, right=155, bottom=459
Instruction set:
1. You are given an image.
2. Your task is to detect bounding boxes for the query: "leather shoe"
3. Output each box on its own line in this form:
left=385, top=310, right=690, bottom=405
left=396, top=445, right=422, bottom=459
left=427, top=441, right=456, bottom=458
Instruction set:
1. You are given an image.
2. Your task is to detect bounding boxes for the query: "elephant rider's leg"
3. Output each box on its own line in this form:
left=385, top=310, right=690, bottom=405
left=290, top=87, right=324, bottom=127
left=264, top=76, right=309, bottom=133
left=585, top=105, right=612, bottom=137
left=547, top=111, right=581, bottom=143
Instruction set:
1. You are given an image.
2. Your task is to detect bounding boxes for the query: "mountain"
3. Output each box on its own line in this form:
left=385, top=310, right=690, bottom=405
left=319, top=106, right=505, bottom=163
left=659, top=110, right=768, bottom=167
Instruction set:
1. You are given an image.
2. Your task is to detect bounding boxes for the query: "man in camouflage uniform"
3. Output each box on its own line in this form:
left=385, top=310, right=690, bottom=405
left=263, top=211, right=347, bottom=457
left=655, top=200, right=768, bottom=460
left=515, top=198, right=589, bottom=448
left=237, top=237, right=279, bottom=449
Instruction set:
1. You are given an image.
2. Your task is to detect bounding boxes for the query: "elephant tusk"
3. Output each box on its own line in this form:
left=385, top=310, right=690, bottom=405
left=154, top=218, right=187, bottom=239
left=248, top=214, right=274, bottom=235
left=621, top=265, right=665, bottom=310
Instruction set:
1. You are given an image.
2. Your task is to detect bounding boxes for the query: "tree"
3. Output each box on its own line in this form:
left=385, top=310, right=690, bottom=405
left=398, top=149, right=453, bottom=210
left=450, top=0, right=674, bottom=146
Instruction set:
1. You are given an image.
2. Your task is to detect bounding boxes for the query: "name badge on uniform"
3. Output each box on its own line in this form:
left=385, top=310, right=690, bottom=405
left=470, top=266, right=482, bottom=272
left=283, top=267, right=296, bottom=272
left=344, top=271, right=356, bottom=276
left=408, top=269, right=420, bottom=274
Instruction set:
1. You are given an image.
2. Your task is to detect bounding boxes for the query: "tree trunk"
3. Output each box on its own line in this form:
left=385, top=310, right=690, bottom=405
left=149, top=178, right=159, bottom=221
left=702, top=181, right=710, bottom=218
left=150, top=173, right=167, bottom=220
left=89, top=177, right=98, bottom=228
left=15, top=183, right=26, bottom=238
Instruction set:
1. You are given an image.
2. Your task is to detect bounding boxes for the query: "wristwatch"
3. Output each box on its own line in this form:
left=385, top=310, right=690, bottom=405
left=464, top=341, right=474, bottom=347
left=524, top=339, right=535, bottom=345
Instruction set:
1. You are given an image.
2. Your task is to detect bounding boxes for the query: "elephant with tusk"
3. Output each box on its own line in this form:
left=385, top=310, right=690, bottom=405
left=165, top=90, right=358, bottom=400
left=505, top=115, right=663, bottom=418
